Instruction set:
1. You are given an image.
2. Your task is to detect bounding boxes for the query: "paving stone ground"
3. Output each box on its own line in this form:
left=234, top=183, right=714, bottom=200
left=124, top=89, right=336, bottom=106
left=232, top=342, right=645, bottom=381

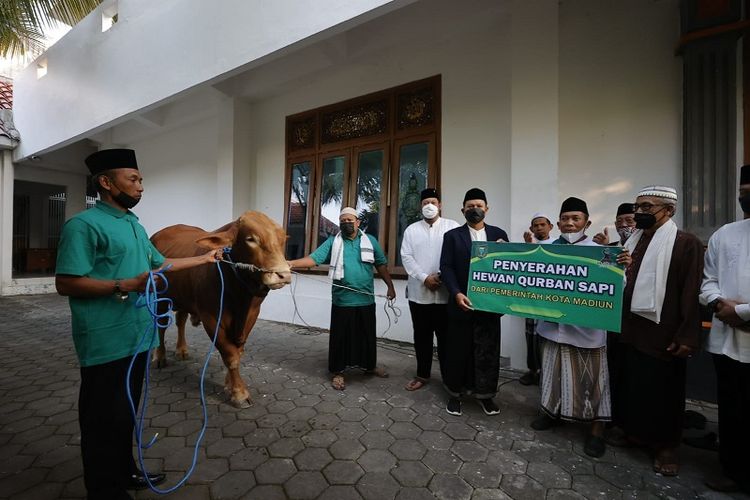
left=0, top=293, right=748, bottom=500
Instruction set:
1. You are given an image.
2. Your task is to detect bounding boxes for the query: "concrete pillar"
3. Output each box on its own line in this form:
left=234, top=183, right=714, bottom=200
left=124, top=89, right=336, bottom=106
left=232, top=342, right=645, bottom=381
left=0, top=150, right=14, bottom=294
left=504, top=0, right=560, bottom=369
left=217, top=96, right=256, bottom=222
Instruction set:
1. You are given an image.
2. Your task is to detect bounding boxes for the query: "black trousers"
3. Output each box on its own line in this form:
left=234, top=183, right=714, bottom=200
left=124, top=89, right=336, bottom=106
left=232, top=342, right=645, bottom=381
left=524, top=318, right=541, bottom=372
left=408, top=301, right=448, bottom=380
left=443, top=311, right=502, bottom=399
left=79, top=352, right=147, bottom=500
left=713, top=353, right=750, bottom=491
left=615, top=344, right=686, bottom=447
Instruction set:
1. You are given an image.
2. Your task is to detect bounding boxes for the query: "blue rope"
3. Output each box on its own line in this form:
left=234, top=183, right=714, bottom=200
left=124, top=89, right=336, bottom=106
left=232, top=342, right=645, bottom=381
left=125, top=261, right=225, bottom=494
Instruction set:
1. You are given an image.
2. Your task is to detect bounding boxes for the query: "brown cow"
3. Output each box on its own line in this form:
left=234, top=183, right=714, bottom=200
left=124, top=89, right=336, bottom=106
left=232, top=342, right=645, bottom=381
left=150, top=211, right=291, bottom=407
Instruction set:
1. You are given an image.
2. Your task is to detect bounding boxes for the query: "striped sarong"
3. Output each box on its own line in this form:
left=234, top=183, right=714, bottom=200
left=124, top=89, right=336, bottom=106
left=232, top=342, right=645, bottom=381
left=539, top=338, right=611, bottom=422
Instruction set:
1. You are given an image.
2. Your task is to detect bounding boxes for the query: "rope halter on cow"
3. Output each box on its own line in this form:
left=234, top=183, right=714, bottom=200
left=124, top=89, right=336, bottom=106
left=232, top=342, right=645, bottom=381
left=220, top=246, right=269, bottom=273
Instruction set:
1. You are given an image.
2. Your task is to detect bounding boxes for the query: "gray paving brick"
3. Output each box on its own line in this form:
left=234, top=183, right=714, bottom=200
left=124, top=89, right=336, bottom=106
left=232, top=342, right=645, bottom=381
left=357, top=471, right=401, bottom=500
left=499, top=473, right=546, bottom=500
left=241, top=484, right=287, bottom=500
left=390, top=460, right=433, bottom=487
left=359, top=430, right=396, bottom=449
left=459, top=462, right=502, bottom=488
left=254, top=457, right=296, bottom=484
left=318, top=485, right=363, bottom=500
left=526, top=461, right=572, bottom=489
left=229, top=447, right=269, bottom=470
left=268, top=437, right=304, bottom=458
left=323, top=459, right=365, bottom=484
left=429, top=473, right=472, bottom=500
left=394, top=487, right=436, bottom=500
left=300, top=429, right=337, bottom=448
left=330, top=439, right=365, bottom=460
left=284, top=470, right=328, bottom=499
left=388, top=421, right=422, bottom=440
left=209, top=470, right=254, bottom=499
left=417, top=430, right=453, bottom=451
left=389, top=438, right=426, bottom=460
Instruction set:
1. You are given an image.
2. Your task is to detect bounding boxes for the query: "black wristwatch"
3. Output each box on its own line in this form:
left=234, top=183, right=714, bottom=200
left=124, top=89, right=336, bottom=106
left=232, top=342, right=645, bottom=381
left=113, top=280, right=129, bottom=302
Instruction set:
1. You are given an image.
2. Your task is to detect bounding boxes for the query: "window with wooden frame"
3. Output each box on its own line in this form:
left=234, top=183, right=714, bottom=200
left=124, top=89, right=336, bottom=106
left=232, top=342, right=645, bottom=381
left=283, top=75, right=441, bottom=275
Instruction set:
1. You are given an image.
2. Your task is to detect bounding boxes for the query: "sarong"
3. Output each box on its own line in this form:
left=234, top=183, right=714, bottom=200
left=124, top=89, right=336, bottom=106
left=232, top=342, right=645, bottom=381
left=328, top=303, right=377, bottom=373
left=540, top=338, right=611, bottom=422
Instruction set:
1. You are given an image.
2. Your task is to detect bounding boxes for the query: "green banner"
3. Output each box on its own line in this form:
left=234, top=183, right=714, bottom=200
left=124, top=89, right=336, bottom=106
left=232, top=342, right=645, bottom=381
left=467, top=242, right=625, bottom=332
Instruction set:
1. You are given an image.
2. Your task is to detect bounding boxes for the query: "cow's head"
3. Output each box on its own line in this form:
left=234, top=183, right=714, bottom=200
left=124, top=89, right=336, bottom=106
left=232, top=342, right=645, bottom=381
left=196, top=211, right=292, bottom=290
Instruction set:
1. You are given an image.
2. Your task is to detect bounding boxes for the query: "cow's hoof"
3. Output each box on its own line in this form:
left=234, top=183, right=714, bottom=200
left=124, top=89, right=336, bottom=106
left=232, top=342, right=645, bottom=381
left=153, top=358, right=167, bottom=369
left=175, top=351, right=190, bottom=361
left=231, top=398, right=253, bottom=409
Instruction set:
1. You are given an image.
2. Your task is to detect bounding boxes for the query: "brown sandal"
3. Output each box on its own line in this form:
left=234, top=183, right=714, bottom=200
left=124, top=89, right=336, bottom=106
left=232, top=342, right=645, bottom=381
left=331, top=374, right=345, bottom=390
left=405, top=377, right=428, bottom=391
left=653, top=449, right=679, bottom=476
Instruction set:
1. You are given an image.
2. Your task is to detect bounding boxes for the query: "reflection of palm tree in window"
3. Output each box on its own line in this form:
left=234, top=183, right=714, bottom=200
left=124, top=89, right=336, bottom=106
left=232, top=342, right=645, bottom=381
left=356, top=165, right=382, bottom=236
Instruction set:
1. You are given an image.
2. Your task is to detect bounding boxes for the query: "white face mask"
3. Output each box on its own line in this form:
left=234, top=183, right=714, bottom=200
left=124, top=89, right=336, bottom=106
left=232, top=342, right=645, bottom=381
left=560, top=230, right=585, bottom=243
left=421, top=203, right=439, bottom=220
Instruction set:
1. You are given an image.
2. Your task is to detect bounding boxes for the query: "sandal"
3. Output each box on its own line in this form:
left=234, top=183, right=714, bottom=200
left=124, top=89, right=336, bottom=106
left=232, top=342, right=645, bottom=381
left=405, top=377, right=428, bottom=391
left=653, top=448, right=679, bottom=476
left=331, top=374, right=345, bottom=391
left=366, top=367, right=389, bottom=378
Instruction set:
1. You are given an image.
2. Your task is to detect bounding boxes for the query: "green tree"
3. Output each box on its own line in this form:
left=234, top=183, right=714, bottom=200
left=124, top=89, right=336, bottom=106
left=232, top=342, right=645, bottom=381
left=0, top=0, right=100, bottom=56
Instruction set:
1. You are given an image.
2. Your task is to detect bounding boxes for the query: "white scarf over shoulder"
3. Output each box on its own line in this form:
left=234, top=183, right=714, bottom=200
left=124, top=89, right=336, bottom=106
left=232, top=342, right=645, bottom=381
left=624, top=219, right=678, bottom=324
left=329, top=229, right=374, bottom=280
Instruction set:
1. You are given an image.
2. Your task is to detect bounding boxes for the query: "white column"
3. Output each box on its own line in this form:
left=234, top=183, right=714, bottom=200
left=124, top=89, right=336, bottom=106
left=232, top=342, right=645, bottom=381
left=216, top=96, right=256, bottom=222
left=505, top=0, right=560, bottom=369
left=0, top=150, right=13, bottom=294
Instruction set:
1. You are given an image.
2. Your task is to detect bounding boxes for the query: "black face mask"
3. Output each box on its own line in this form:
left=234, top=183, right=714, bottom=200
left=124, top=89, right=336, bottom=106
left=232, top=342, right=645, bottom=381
left=464, top=207, right=485, bottom=224
left=108, top=178, right=140, bottom=209
left=634, top=206, right=668, bottom=230
left=340, top=222, right=356, bottom=237
left=739, top=193, right=750, bottom=214
left=112, top=191, right=140, bottom=209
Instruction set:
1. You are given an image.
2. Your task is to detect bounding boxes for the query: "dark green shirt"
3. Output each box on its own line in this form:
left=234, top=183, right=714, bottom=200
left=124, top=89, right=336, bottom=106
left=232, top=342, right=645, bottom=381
left=310, top=233, right=387, bottom=307
left=56, top=201, right=166, bottom=367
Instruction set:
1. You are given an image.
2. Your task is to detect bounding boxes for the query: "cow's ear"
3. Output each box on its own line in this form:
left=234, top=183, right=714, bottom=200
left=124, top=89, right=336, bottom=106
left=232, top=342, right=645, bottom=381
left=196, top=227, right=237, bottom=249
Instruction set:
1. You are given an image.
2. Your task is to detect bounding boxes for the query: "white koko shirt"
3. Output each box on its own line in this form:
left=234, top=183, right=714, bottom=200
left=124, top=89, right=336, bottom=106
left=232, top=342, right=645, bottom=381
left=400, top=217, right=460, bottom=304
left=700, top=218, right=750, bottom=363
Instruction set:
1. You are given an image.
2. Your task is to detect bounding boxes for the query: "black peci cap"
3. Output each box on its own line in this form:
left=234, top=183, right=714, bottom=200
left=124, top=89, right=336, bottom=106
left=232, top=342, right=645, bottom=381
left=85, top=149, right=138, bottom=176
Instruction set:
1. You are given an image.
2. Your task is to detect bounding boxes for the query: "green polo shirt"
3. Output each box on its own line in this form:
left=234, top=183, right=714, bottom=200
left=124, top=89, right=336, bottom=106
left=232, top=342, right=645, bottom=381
left=310, top=233, right=387, bottom=307
left=56, top=201, right=166, bottom=367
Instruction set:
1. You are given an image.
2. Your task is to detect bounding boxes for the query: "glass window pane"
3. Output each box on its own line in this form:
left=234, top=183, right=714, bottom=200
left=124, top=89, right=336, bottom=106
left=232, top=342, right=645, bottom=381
left=355, top=150, right=384, bottom=239
left=396, top=142, right=429, bottom=266
left=318, top=156, right=345, bottom=244
left=286, top=161, right=311, bottom=259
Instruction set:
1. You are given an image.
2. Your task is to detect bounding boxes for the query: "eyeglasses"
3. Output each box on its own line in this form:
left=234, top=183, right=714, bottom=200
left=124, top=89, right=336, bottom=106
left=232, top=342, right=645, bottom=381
left=633, top=202, right=667, bottom=213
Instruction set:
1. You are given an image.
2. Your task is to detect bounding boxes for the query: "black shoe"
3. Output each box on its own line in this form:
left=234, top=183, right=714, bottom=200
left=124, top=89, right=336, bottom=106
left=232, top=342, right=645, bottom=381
left=683, top=431, right=719, bottom=452
left=530, top=414, right=560, bottom=431
left=126, top=471, right=166, bottom=490
left=584, top=434, right=606, bottom=458
left=446, top=397, right=462, bottom=416
left=519, top=371, right=539, bottom=386
left=477, top=398, right=501, bottom=415
left=683, top=410, right=707, bottom=430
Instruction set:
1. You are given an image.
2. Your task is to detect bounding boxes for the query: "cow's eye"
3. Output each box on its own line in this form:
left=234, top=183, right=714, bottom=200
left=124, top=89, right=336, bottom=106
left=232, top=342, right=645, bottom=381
left=246, top=236, right=257, bottom=244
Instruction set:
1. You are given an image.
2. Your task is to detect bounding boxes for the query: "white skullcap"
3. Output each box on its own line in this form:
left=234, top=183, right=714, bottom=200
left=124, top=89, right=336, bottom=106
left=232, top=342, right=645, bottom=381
left=530, top=212, right=551, bottom=224
left=339, top=207, right=358, bottom=218
left=636, top=186, right=678, bottom=200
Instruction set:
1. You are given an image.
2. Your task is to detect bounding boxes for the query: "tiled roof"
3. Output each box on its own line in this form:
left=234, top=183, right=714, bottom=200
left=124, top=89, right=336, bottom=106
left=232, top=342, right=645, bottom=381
left=0, top=80, right=12, bottom=109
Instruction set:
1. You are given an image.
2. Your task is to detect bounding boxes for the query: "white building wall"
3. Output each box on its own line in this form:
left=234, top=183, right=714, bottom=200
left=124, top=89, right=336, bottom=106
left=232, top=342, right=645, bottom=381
left=558, top=0, right=682, bottom=231
left=246, top=2, right=512, bottom=346
left=13, top=0, right=412, bottom=159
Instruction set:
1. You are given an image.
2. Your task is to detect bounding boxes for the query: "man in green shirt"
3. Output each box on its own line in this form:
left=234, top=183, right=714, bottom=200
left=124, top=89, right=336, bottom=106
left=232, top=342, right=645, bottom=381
left=55, top=149, right=221, bottom=500
left=288, top=207, right=396, bottom=390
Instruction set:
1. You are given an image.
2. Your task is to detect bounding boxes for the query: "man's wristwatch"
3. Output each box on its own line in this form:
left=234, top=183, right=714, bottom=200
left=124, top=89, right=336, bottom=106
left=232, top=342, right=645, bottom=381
left=707, top=298, right=721, bottom=312
left=113, top=280, right=129, bottom=301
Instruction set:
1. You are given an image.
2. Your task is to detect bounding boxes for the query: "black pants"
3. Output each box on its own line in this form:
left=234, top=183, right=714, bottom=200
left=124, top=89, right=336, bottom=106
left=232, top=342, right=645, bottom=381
left=408, top=301, right=448, bottom=380
left=615, top=344, right=686, bottom=447
left=524, top=318, right=541, bottom=372
left=713, top=354, right=750, bottom=491
left=443, top=311, right=502, bottom=399
left=79, top=352, right=147, bottom=500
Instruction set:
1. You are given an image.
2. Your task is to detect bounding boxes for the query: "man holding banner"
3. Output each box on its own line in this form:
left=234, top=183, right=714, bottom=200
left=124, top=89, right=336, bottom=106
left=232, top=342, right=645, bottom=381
left=440, top=188, right=508, bottom=416
left=615, top=186, right=703, bottom=476
left=531, top=197, right=630, bottom=458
